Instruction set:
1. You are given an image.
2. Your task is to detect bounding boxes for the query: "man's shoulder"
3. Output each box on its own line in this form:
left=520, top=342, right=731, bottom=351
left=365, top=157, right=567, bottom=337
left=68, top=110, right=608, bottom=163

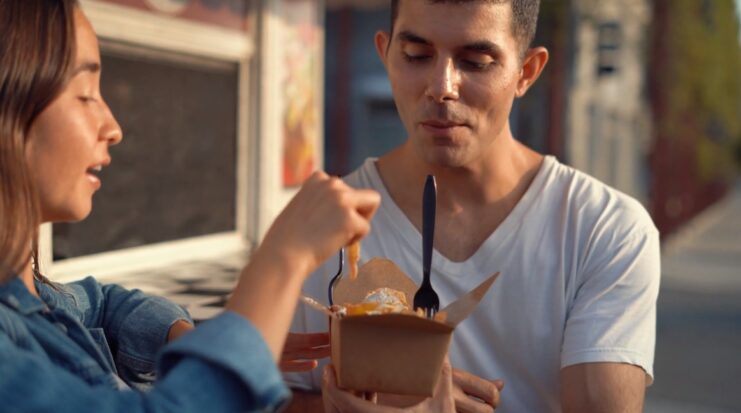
left=546, top=159, right=657, bottom=237
left=341, top=158, right=380, bottom=190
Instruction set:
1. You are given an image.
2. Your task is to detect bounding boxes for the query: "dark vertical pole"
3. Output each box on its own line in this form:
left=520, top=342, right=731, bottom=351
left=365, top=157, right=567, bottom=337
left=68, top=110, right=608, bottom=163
left=545, top=1, right=569, bottom=160
left=332, top=7, right=352, bottom=176
left=648, top=0, right=670, bottom=234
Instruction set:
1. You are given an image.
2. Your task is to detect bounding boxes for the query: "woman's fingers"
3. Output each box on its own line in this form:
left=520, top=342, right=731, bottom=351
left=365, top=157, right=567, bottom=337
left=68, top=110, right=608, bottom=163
left=257, top=171, right=380, bottom=279
left=351, top=188, right=383, bottom=219
left=279, top=359, right=319, bottom=373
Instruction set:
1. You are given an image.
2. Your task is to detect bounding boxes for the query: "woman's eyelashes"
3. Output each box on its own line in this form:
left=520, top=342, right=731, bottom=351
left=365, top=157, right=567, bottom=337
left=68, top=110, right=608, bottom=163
left=78, top=95, right=97, bottom=104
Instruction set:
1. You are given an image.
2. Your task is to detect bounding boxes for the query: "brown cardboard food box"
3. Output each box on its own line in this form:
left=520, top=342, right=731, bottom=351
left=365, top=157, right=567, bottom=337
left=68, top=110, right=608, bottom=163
left=302, top=257, right=499, bottom=397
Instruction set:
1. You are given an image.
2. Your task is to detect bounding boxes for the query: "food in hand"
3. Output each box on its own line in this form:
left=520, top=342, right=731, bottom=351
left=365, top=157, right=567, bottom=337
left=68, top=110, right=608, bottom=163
left=348, top=241, right=360, bottom=280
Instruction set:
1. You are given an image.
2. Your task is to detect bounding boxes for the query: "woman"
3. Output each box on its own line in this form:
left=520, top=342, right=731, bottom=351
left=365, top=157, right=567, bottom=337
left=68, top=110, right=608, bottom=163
left=0, top=1, right=454, bottom=411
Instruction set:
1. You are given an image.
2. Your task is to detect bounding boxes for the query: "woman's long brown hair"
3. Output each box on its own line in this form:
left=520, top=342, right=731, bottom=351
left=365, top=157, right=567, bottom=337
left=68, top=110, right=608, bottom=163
left=0, top=0, right=78, bottom=283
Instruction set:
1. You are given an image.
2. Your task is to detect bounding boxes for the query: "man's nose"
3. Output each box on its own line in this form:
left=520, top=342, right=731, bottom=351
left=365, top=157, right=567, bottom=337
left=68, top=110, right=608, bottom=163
left=426, top=58, right=460, bottom=103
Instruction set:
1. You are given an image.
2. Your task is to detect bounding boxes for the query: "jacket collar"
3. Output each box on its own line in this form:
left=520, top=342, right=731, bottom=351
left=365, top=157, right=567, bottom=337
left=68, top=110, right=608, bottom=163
left=0, top=276, right=47, bottom=315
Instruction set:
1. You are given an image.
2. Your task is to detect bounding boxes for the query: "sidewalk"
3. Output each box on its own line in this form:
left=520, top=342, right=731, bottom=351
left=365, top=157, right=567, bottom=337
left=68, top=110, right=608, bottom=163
left=660, top=182, right=741, bottom=294
left=645, top=181, right=741, bottom=413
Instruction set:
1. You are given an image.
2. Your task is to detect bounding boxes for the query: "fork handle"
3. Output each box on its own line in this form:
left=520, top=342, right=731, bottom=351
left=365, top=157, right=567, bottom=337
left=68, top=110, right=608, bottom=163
left=422, top=175, right=437, bottom=284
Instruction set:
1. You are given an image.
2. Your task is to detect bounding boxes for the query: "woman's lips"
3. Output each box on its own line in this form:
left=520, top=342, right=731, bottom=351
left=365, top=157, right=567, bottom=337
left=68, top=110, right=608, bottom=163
left=86, top=172, right=102, bottom=189
left=85, top=159, right=109, bottom=190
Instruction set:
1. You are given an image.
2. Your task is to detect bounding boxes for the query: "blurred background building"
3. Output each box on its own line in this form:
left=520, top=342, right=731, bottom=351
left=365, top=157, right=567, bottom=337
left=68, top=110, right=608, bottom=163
left=39, top=0, right=741, bottom=411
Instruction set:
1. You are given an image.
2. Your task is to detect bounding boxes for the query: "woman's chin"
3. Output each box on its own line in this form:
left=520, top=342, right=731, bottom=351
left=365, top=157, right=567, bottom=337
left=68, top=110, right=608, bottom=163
left=42, top=204, right=92, bottom=224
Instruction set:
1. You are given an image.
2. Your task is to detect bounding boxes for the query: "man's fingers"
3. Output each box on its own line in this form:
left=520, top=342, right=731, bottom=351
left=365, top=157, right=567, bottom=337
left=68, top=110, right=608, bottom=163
left=283, top=332, right=329, bottom=351
left=323, top=365, right=387, bottom=413
left=452, top=368, right=501, bottom=407
left=492, top=379, right=504, bottom=391
left=279, top=359, right=318, bottom=372
left=282, top=346, right=331, bottom=360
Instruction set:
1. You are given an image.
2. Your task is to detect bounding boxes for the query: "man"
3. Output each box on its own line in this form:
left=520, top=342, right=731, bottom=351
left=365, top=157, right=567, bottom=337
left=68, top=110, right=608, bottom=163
left=287, top=0, right=660, bottom=412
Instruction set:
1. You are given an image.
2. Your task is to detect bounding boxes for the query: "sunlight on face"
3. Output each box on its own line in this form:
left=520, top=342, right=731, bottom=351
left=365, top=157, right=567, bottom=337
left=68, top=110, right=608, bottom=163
left=25, top=9, right=122, bottom=223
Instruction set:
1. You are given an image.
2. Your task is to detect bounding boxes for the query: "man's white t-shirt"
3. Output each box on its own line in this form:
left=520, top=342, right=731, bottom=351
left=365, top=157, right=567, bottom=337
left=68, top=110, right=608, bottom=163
left=286, top=156, right=660, bottom=412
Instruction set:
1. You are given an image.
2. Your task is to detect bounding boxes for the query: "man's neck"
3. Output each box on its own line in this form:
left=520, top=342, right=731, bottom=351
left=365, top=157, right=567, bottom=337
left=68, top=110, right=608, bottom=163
left=375, top=133, right=543, bottom=262
left=378, top=133, right=541, bottom=208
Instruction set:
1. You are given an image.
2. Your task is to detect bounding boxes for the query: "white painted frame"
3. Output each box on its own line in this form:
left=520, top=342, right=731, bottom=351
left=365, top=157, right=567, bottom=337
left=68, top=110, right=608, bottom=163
left=43, top=0, right=257, bottom=282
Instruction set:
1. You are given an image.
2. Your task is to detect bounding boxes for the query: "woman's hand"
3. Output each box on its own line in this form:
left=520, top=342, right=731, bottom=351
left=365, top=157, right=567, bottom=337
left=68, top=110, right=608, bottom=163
left=322, top=361, right=456, bottom=413
left=280, top=332, right=330, bottom=372
left=225, top=172, right=380, bottom=361
left=257, top=171, right=381, bottom=280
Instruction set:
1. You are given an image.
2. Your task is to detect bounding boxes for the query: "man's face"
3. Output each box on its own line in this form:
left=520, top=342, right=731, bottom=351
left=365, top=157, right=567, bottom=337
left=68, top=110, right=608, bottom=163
left=378, top=1, right=524, bottom=168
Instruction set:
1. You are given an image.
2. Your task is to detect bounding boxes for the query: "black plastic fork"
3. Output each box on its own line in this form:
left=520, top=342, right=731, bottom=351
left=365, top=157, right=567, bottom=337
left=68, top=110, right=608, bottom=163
left=327, top=247, right=344, bottom=306
left=413, top=175, right=440, bottom=318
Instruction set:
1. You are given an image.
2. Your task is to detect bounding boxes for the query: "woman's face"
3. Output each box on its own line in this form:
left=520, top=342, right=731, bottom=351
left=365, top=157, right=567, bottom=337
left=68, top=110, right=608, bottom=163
left=25, top=9, right=122, bottom=223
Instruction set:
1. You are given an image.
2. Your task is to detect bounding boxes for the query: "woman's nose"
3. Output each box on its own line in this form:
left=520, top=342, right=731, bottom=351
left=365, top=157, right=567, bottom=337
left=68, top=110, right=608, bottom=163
left=100, top=101, right=122, bottom=145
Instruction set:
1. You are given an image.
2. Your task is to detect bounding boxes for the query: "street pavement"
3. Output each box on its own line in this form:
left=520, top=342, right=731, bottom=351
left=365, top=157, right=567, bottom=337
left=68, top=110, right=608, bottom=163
left=645, top=182, right=741, bottom=413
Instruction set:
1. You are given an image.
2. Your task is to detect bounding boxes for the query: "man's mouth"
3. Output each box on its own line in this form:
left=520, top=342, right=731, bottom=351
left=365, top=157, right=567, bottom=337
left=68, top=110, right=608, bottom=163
left=421, top=120, right=466, bottom=129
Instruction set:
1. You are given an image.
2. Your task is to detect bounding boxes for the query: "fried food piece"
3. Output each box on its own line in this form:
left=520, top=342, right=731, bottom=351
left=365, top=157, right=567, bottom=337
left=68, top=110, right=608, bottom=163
left=433, top=311, right=447, bottom=323
left=345, top=302, right=380, bottom=316
left=343, top=288, right=410, bottom=316
left=347, top=241, right=360, bottom=280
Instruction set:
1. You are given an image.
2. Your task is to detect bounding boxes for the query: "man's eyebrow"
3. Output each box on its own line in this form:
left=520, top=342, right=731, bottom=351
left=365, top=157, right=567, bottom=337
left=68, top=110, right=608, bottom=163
left=463, top=41, right=503, bottom=55
left=72, top=61, right=101, bottom=75
left=397, top=31, right=431, bottom=46
left=397, top=31, right=503, bottom=55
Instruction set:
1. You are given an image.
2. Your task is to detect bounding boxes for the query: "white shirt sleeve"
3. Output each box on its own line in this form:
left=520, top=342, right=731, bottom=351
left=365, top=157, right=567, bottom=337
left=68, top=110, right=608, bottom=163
left=561, top=226, right=661, bottom=381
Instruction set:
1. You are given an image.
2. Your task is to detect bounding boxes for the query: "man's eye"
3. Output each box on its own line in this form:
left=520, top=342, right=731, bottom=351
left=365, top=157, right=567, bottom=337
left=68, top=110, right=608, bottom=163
left=78, top=96, right=97, bottom=103
left=403, top=53, right=431, bottom=63
left=460, top=59, right=493, bottom=71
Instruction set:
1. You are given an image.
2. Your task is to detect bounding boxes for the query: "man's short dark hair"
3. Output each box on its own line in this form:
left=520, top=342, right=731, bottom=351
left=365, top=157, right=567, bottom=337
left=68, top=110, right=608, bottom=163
left=390, top=0, right=541, bottom=53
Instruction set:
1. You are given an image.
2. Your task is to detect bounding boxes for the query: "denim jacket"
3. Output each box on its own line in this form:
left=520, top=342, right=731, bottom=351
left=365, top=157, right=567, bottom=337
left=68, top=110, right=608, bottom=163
left=0, top=276, right=290, bottom=412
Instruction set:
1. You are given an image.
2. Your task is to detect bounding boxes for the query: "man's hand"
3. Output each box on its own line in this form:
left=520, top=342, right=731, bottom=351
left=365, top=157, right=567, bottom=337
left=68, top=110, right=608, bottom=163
left=280, top=332, right=331, bottom=372
left=451, top=368, right=504, bottom=413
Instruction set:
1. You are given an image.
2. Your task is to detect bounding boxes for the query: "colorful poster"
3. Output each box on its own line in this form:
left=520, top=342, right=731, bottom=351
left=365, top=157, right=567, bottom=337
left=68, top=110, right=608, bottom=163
left=281, top=0, right=321, bottom=187
left=92, top=0, right=254, bottom=32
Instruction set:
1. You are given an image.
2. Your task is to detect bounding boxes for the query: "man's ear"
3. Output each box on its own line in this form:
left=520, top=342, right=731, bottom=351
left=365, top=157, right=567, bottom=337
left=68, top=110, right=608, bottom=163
left=374, top=30, right=391, bottom=67
left=516, top=46, right=549, bottom=97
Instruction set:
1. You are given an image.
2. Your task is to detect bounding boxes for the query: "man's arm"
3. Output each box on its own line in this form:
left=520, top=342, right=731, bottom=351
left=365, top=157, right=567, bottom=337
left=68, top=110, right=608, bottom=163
left=561, top=362, right=647, bottom=413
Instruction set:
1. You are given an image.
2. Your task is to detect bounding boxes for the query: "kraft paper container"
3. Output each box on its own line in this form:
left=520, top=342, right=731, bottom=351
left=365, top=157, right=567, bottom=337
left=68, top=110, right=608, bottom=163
left=303, top=258, right=499, bottom=397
